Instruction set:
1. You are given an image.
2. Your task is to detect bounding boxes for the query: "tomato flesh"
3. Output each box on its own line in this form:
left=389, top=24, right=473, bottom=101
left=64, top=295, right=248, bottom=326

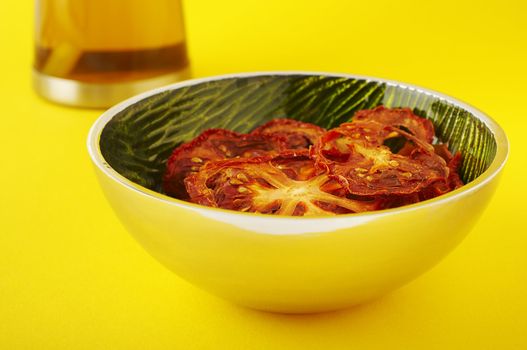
left=185, top=152, right=381, bottom=216
left=251, top=118, right=326, bottom=149
left=163, top=107, right=464, bottom=216
left=163, top=129, right=285, bottom=199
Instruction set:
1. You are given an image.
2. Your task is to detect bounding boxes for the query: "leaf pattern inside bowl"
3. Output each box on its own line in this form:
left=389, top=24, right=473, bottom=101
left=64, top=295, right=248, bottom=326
left=100, top=75, right=497, bottom=192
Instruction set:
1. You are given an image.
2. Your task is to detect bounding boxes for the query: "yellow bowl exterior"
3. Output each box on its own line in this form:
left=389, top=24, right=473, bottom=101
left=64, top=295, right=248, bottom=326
left=93, top=164, right=502, bottom=313
left=89, top=72, right=508, bottom=313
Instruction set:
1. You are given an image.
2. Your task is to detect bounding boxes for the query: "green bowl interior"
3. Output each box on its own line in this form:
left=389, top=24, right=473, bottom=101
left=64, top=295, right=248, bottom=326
left=99, top=74, right=497, bottom=193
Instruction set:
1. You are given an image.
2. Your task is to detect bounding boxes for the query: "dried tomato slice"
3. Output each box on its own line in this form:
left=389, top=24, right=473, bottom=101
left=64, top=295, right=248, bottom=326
left=377, top=143, right=463, bottom=203
left=163, top=129, right=286, bottom=199
left=377, top=193, right=421, bottom=210
left=163, top=107, right=463, bottom=214
left=433, top=144, right=464, bottom=190
left=184, top=151, right=381, bottom=216
left=446, top=152, right=464, bottom=190
left=312, top=123, right=449, bottom=196
left=352, top=106, right=435, bottom=143
left=251, top=118, right=326, bottom=149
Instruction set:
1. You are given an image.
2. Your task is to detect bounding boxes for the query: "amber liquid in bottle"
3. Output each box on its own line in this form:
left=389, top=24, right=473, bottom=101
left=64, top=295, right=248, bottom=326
left=34, top=0, right=190, bottom=106
left=35, top=43, right=189, bottom=83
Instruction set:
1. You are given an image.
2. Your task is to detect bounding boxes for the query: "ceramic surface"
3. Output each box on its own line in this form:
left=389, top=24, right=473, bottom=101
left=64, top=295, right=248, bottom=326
left=88, top=72, right=508, bottom=313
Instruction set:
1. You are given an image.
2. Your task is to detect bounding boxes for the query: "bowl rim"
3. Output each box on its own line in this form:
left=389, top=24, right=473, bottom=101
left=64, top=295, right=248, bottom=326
left=87, top=71, right=509, bottom=225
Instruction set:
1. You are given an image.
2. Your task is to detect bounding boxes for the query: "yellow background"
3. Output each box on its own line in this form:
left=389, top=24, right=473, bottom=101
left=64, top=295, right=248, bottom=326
left=1, top=0, right=526, bottom=348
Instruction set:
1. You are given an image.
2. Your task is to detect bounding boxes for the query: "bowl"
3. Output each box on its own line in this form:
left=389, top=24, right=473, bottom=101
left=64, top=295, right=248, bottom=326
left=87, top=72, right=508, bottom=313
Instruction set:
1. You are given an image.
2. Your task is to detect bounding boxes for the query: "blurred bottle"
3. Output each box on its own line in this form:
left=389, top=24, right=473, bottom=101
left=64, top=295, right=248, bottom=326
left=33, top=0, right=190, bottom=108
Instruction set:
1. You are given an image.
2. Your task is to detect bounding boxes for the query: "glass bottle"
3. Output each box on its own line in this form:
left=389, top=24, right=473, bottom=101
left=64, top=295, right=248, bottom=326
left=33, top=0, right=190, bottom=108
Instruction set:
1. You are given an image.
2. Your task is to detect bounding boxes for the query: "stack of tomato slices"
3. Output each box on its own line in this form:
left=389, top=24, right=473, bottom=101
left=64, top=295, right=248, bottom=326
left=163, top=106, right=463, bottom=216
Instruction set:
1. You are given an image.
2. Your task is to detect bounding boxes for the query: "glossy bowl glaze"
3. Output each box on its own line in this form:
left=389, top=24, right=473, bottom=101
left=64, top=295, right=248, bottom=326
left=88, top=72, right=508, bottom=313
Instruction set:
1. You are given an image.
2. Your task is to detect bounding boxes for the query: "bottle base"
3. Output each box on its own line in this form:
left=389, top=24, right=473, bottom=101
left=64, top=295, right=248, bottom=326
left=32, top=68, right=191, bottom=109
